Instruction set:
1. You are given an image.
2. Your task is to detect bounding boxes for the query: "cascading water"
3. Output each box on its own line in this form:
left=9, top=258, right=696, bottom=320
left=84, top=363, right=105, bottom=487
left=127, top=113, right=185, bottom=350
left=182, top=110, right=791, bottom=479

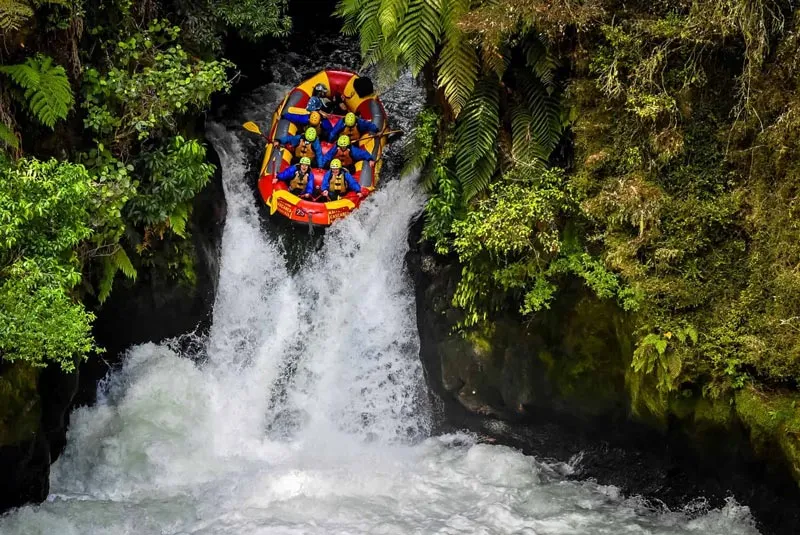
left=0, top=49, right=763, bottom=534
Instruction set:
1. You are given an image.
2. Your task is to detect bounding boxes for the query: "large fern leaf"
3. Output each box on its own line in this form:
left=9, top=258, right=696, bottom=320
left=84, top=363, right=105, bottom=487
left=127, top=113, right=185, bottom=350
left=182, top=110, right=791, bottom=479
left=436, top=32, right=477, bottom=117
left=0, top=55, right=74, bottom=129
left=0, top=0, right=33, bottom=32
left=510, top=104, right=549, bottom=167
left=454, top=79, right=499, bottom=200
left=0, top=122, right=20, bottom=150
left=514, top=68, right=563, bottom=156
left=97, top=247, right=137, bottom=303
left=396, top=0, right=442, bottom=75
left=523, top=37, right=558, bottom=91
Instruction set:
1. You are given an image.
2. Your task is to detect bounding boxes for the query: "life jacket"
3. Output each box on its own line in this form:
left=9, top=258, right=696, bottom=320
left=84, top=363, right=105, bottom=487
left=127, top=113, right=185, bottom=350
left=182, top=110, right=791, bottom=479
left=332, top=147, right=353, bottom=167
left=340, top=124, right=360, bottom=140
left=288, top=166, right=311, bottom=191
left=328, top=171, right=348, bottom=194
left=294, top=139, right=315, bottom=159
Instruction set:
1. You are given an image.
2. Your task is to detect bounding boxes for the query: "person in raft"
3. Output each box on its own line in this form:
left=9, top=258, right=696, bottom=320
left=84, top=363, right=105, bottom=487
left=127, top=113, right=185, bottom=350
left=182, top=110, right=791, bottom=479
left=281, top=110, right=335, bottom=140
left=274, top=128, right=323, bottom=166
left=321, top=135, right=375, bottom=170
left=312, top=158, right=364, bottom=201
left=329, top=112, right=378, bottom=141
left=274, top=156, right=313, bottom=196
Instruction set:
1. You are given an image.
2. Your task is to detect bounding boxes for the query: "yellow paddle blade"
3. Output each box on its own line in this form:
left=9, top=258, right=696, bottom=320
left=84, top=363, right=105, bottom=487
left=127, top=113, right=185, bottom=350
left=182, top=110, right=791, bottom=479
left=243, top=121, right=262, bottom=135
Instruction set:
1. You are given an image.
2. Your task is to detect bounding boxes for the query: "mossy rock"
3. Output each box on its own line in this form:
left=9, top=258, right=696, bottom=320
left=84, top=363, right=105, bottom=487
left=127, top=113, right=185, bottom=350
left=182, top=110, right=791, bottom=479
left=0, top=363, right=41, bottom=446
left=735, top=386, right=800, bottom=482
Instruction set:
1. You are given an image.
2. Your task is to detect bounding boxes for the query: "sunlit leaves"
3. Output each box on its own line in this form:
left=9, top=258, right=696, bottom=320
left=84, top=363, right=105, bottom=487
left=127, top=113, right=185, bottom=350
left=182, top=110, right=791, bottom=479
left=0, top=157, right=99, bottom=370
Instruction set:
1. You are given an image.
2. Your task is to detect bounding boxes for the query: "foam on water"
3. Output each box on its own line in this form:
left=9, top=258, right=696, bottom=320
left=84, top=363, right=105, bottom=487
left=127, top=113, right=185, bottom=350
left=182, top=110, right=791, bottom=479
left=0, top=68, right=762, bottom=534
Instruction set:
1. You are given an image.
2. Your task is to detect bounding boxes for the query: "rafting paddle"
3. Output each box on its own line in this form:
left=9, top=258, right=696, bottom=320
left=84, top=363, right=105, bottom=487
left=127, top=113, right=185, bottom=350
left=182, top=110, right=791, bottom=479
left=244, top=122, right=278, bottom=200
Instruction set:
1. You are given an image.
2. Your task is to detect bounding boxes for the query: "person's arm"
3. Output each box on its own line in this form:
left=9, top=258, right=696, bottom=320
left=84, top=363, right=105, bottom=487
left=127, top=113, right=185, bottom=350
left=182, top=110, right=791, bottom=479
left=344, top=170, right=362, bottom=193
left=350, top=146, right=375, bottom=162
left=275, top=134, right=298, bottom=146
left=303, top=174, right=315, bottom=196
left=357, top=118, right=379, bottom=134
left=319, top=145, right=335, bottom=168
left=329, top=120, right=344, bottom=140
left=320, top=171, right=331, bottom=195
left=281, top=112, right=309, bottom=125
left=312, top=139, right=323, bottom=159
left=276, top=166, right=295, bottom=182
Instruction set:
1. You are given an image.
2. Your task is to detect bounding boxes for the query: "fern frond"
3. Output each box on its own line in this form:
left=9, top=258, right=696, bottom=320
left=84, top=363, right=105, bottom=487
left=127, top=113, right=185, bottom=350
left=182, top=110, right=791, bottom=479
left=168, top=203, right=190, bottom=238
left=396, top=0, right=442, bottom=75
left=510, top=104, right=550, bottom=168
left=377, top=0, right=409, bottom=37
left=455, top=79, right=499, bottom=200
left=97, top=247, right=137, bottom=303
left=0, top=55, right=74, bottom=129
left=0, top=0, right=33, bottom=32
left=524, top=36, right=558, bottom=91
left=481, top=43, right=510, bottom=79
left=515, top=68, right=563, bottom=155
left=436, top=31, right=477, bottom=117
left=0, top=122, right=20, bottom=150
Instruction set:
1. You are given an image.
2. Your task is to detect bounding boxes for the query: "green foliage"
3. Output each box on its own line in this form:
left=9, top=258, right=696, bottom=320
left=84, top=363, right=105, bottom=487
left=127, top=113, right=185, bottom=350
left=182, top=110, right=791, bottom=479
left=0, top=259, right=96, bottom=371
left=97, top=247, right=136, bottom=303
left=0, top=0, right=33, bottom=32
left=402, top=107, right=440, bottom=178
left=0, top=54, right=74, bottom=128
left=0, top=157, right=99, bottom=370
left=212, top=0, right=291, bottom=39
left=0, top=122, right=20, bottom=150
left=125, top=136, right=214, bottom=228
left=82, top=20, right=232, bottom=153
left=450, top=168, right=626, bottom=327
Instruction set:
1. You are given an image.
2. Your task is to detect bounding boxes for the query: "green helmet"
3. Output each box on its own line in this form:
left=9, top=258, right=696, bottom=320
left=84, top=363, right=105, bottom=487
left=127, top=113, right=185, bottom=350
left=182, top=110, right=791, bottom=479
left=299, top=156, right=311, bottom=166
left=344, top=112, right=356, bottom=127
left=337, top=135, right=350, bottom=148
left=330, top=159, right=342, bottom=169
left=304, top=128, right=317, bottom=142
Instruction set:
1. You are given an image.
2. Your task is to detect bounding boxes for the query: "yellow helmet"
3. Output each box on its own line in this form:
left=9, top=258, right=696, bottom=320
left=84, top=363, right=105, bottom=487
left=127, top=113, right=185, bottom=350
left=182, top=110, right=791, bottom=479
left=304, top=128, right=317, bottom=142
left=344, top=112, right=356, bottom=127
left=299, top=156, right=311, bottom=166
left=337, top=135, right=350, bottom=148
left=330, top=159, right=342, bottom=169
left=308, top=111, right=321, bottom=126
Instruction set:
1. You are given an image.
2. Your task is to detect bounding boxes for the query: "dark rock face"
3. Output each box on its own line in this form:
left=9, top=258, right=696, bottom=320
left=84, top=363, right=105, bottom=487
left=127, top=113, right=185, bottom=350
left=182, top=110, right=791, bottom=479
left=407, top=216, right=800, bottom=535
left=0, top=364, right=78, bottom=514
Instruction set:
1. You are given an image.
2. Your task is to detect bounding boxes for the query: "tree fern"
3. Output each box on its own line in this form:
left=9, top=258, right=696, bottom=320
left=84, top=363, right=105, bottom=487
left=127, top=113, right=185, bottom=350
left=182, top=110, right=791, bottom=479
left=454, top=79, right=499, bottom=200
left=0, top=55, right=74, bottom=129
left=0, top=0, right=33, bottom=32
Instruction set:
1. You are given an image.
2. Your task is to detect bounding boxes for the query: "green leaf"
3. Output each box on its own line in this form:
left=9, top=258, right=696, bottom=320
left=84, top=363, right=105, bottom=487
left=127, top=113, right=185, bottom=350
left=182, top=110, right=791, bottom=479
left=0, top=55, right=74, bottom=129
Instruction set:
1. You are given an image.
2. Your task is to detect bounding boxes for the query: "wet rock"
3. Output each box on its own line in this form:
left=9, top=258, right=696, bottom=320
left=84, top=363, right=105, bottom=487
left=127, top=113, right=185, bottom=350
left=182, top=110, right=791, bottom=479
left=406, top=216, right=800, bottom=535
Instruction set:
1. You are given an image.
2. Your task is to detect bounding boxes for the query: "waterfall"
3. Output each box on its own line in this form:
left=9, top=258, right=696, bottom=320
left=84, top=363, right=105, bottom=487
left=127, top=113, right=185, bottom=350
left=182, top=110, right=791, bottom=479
left=0, top=70, right=761, bottom=535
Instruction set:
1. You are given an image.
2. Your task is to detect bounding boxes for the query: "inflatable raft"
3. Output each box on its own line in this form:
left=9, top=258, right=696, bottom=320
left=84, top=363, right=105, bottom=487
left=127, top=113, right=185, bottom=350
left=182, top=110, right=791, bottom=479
left=256, top=70, right=388, bottom=226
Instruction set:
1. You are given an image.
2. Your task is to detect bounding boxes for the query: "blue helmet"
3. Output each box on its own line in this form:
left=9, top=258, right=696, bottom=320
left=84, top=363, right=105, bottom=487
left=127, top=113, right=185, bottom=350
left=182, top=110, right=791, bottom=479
left=306, top=97, right=323, bottom=112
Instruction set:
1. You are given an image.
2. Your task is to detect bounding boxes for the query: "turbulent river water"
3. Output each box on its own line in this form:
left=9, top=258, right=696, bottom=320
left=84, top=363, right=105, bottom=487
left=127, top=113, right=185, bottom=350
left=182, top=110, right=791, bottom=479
left=0, top=50, right=764, bottom=534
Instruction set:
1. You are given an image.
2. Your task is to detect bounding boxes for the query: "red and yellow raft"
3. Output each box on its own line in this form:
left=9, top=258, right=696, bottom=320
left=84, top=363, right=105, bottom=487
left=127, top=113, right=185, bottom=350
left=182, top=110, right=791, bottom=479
left=257, top=69, right=388, bottom=226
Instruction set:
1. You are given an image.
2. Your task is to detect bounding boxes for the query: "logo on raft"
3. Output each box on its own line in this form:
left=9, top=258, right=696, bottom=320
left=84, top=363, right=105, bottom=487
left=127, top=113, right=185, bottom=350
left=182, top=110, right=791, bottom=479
left=328, top=207, right=351, bottom=223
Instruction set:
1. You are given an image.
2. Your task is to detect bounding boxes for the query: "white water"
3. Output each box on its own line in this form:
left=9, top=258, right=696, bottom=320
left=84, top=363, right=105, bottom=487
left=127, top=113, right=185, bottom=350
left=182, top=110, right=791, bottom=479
left=0, top=77, right=762, bottom=534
